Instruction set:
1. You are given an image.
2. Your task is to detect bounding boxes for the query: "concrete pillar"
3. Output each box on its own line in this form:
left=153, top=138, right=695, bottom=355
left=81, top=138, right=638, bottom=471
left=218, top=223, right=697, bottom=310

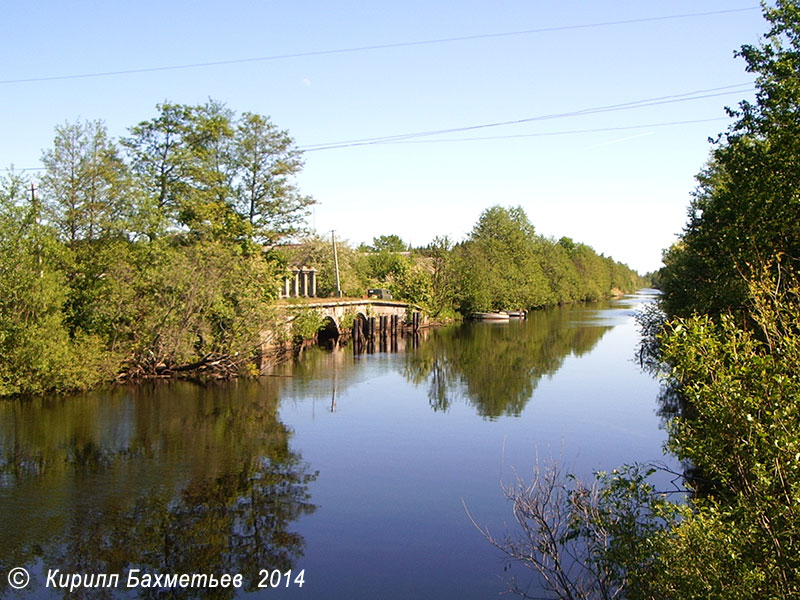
left=309, top=268, right=317, bottom=297
left=301, top=267, right=309, bottom=297
left=293, top=270, right=299, bottom=297
left=283, top=277, right=290, bottom=298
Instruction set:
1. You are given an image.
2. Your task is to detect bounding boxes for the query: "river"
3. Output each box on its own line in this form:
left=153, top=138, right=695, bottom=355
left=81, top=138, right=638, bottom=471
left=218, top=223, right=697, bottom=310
left=0, top=290, right=673, bottom=599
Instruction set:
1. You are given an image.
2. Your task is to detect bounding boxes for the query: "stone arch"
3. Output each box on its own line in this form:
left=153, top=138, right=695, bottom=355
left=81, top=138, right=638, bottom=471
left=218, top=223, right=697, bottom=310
left=317, top=315, right=340, bottom=345
left=351, top=312, right=370, bottom=340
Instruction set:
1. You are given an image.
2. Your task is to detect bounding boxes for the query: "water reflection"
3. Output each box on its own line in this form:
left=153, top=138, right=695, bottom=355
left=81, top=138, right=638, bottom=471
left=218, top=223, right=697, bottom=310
left=405, top=306, right=613, bottom=418
left=268, top=293, right=665, bottom=600
left=269, top=333, right=429, bottom=405
left=0, top=294, right=662, bottom=600
left=272, top=305, right=613, bottom=421
left=0, top=382, right=316, bottom=598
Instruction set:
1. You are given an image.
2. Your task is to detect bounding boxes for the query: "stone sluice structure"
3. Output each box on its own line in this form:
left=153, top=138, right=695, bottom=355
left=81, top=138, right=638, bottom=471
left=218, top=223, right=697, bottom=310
left=260, top=299, right=426, bottom=368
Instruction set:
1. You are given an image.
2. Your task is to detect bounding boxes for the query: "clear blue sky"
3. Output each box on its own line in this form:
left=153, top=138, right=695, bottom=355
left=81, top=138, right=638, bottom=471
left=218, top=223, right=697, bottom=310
left=2, top=1, right=767, bottom=273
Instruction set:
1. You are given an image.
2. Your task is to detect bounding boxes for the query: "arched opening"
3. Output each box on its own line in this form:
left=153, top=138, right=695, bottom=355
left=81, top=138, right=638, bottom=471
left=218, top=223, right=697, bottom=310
left=352, top=313, right=369, bottom=339
left=317, top=315, right=340, bottom=347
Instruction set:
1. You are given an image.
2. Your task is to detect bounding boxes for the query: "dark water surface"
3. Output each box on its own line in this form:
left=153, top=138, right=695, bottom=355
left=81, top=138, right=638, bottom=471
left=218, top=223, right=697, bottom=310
left=0, top=290, right=673, bottom=599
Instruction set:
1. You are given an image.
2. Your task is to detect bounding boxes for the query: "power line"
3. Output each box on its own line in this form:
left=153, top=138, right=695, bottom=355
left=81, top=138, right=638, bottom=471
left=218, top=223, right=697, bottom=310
left=0, top=117, right=737, bottom=173
left=2, top=166, right=44, bottom=172
left=0, top=6, right=759, bottom=85
left=376, top=117, right=732, bottom=145
left=299, top=84, right=754, bottom=151
left=1, top=84, right=755, bottom=171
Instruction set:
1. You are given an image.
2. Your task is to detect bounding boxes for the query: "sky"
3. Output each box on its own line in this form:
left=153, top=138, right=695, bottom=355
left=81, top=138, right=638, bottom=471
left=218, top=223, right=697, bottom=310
left=1, top=1, right=768, bottom=273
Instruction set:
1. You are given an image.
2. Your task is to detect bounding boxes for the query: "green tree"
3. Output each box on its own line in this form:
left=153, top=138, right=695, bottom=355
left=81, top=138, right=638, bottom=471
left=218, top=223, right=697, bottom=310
left=570, top=243, right=611, bottom=301
left=235, top=112, right=312, bottom=243
left=0, top=102, right=314, bottom=395
left=660, top=0, right=800, bottom=318
left=593, top=4, right=800, bottom=597
left=390, top=264, right=432, bottom=307
left=537, top=237, right=582, bottom=303
left=124, top=101, right=312, bottom=245
left=425, top=235, right=458, bottom=317
left=454, top=206, right=552, bottom=312
left=100, top=239, right=280, bottom=378
left=640, top=268, right=800, bottom=599
left=177, top=99, right=244, bottom=240
left=0, top=171, right=108, bottom=395
left=40, top=119, right=130, bottom=245
left=362, top=248, right=410, bottom=282
left=123, top=102, right=194, bottom=238
left=369, top=234, right=407, bottom=253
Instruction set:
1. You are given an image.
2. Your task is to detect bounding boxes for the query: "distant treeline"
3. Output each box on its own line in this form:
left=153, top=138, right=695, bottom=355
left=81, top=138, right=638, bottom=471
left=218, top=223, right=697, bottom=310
left=287, top=206, right=646, bottom=320
left=0, top=103, right=644, bottom=397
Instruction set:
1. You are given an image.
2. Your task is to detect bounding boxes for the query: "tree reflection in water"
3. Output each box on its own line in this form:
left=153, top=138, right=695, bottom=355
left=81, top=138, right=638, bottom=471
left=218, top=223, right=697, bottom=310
left=405, top=307, right=613, bottom=418
left=269, top=304, right=614, bottom=420
left=0, top=381, right=316, bottom=598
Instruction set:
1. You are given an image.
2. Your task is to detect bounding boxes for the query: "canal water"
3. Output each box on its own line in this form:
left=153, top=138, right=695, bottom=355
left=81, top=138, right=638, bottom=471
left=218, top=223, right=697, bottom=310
left=0, top=290, right=673, bottom=599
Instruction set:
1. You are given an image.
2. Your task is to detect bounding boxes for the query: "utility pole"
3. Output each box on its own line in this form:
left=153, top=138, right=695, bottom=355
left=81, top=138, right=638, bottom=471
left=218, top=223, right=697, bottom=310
left=31, top=183, right=42, bottom=278
left=331, top=230, right=342, bottom=298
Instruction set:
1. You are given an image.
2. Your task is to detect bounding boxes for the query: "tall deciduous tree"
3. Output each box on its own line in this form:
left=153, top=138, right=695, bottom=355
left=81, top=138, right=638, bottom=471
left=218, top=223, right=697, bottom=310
left=123, top=102, right=194, bottom=238
left=369, top=234, right=407, bottom=253
left=234, top=112, right=312, bottom=243
left=40, top=119, right=129, bottom=245
left=124, top=101, right=312, bottom=244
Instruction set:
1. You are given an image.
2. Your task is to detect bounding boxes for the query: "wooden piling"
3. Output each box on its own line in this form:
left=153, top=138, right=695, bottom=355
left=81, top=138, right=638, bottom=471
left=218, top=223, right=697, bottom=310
left=380, top=315, right=388, bottom=337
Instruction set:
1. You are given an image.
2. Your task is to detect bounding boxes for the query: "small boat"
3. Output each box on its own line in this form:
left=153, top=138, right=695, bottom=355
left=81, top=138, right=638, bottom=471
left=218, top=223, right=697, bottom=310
left=507, top=311, right=526, bottom=319
left=472, top=312, right=510, bottom=321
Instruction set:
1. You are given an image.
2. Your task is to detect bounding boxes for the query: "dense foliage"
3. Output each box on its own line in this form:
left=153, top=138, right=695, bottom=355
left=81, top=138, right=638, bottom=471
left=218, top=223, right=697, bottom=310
left=0, top=172, right=106, bottom=395
left=659, top=1, right=800, bottom=319
left=591, top=3, right=799, bottom=598
left=488, top=3, right=800, bottom=598
left=630, top=3, right=800, bottom=596
left=640, top=3, right=800, bottom=588
left=1, top=101, right=304, bottom=395
left=642, top=271, right=800, bottom=598
left=285, top=207, right=644, bottom=319
left=451, top=207, right=643, bottom=314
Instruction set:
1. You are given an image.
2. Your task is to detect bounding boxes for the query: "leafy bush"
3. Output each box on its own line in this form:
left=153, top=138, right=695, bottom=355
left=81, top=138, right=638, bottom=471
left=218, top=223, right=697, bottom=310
left=290, top=309, right=326, bottom=343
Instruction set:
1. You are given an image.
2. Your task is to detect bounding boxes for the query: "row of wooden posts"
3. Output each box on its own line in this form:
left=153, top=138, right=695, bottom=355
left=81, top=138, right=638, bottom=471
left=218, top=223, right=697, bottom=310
left=351, top=312, right=421, bottom=343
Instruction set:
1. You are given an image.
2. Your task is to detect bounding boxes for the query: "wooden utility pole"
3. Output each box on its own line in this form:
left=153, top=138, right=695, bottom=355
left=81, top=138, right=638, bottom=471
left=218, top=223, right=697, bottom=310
left=31, top=183, right=43, bottom=277
left=331, top=230, right=342, bottom=297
